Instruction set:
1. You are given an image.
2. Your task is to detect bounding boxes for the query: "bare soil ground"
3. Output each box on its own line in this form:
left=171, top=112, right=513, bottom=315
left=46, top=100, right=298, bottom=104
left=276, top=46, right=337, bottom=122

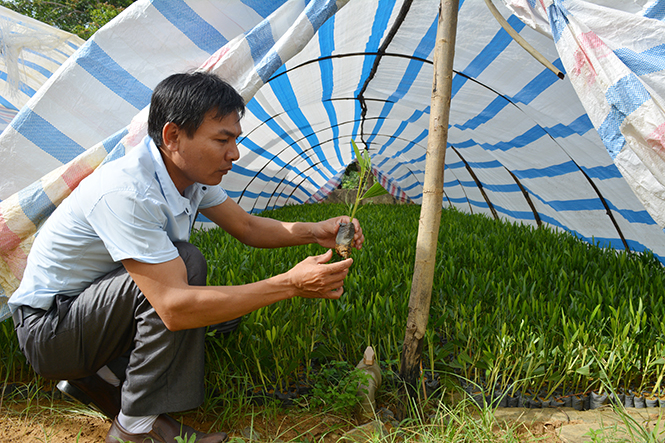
left=3, top=390, right=664, bottom=442
left=0, top=397, right=568, bottom=443
left=1, top=400, right=358, bottom=443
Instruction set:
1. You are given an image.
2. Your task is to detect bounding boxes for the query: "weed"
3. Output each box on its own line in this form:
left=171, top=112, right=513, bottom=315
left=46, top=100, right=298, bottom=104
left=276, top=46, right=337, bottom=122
left=308, top=361, right=370, bottom=414
left=175, top=433, right=197, bottom=443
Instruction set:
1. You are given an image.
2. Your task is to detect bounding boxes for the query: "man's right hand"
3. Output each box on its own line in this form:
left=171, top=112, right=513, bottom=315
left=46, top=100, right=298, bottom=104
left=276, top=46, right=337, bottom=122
left=287, top=250, right=353, bottom=299
left=123, top=249, right=353, bottom=331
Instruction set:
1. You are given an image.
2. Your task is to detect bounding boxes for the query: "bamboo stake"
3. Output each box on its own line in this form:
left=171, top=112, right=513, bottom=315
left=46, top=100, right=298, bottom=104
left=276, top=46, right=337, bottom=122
left=398, top=0, right=459, bottom=415
left=484, top=0, right=565, bottom=80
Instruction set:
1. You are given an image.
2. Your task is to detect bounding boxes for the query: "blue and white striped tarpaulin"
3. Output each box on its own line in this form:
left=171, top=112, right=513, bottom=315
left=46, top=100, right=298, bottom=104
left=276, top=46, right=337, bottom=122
left=2, top=0, right=665, bottom=321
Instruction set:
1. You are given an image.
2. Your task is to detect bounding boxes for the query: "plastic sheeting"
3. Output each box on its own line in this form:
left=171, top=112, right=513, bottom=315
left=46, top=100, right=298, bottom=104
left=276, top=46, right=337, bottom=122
left=2, top=0, right=665, bottom=321
left=0, top=6, right=83, bottom=132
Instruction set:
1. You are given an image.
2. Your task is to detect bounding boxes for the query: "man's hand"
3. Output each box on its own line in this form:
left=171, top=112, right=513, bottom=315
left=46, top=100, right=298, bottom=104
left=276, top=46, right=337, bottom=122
left=287, top=250, right=353, bottom=299
left=313, top=216, right=365, bottom=250
left=203, top=199, right=365, bottom=251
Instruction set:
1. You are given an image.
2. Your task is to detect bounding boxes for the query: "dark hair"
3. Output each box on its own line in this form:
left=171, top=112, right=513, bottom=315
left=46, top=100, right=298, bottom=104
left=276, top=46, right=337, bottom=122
left=148, top=71, right=245, bottom=147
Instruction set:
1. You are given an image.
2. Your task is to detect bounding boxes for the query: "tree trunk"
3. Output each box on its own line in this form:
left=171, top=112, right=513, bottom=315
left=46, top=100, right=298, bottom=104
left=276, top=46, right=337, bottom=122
left=398, top=0, right=459, bottom=417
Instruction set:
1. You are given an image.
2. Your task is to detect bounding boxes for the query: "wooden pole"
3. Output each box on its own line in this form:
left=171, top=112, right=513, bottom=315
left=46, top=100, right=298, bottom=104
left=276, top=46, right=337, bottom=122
left=399, top=0, right=459, bottom=414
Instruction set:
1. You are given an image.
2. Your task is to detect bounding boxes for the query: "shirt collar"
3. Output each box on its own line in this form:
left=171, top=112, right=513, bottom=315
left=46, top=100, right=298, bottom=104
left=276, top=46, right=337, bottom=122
left=146, top=136, right=195, bottom=215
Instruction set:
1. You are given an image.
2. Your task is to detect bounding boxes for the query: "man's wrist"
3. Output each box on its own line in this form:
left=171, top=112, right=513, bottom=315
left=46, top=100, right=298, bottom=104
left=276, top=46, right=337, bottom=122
left=270, top=271, right=298, bottom=300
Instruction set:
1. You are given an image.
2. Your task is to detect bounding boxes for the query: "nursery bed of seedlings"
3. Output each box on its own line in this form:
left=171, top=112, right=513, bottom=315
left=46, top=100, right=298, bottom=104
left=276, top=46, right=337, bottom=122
left=194, top=203, right=665, bottom=413
left=2, top=202, right=665, bottom=419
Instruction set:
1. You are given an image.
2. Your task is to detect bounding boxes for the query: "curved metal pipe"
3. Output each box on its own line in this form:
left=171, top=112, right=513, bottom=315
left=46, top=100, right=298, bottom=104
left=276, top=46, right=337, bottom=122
left=450, top=145, right=499, bottom=220
left=503, top=166, right=542, bottom=227
left=484, top=0, right=565, bottom=80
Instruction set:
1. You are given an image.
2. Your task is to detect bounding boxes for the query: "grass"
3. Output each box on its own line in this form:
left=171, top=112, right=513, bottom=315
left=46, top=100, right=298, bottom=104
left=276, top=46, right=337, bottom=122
left=197, top=203, right=665, bottom=408
left=2, top=202, right=665, bottom=442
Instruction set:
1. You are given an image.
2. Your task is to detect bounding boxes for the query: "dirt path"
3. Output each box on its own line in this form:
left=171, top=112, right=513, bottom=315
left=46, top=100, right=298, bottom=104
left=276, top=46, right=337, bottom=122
left=0, top=405, right=109, bottom=442
left=2, top=398, right=664, bottom=442
left=493, top=407, right=665, bottom=442
left=0, top=399, right=355, bottom=443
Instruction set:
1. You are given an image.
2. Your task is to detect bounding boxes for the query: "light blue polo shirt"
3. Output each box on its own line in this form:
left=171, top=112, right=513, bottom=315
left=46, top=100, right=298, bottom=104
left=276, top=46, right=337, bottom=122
left=9, top=136, right=227, bottom=312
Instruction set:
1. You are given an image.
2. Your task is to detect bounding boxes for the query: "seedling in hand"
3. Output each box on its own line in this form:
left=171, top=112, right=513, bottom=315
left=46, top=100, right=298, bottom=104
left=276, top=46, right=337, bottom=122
left=335, top=139, right=387, bottom=258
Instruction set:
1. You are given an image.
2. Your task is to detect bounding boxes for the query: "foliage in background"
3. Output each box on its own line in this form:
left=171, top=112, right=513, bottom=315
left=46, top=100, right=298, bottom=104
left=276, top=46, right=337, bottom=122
left=341, top=170, right=360, bottom=190
left=0, top=0, right=134, bottom=39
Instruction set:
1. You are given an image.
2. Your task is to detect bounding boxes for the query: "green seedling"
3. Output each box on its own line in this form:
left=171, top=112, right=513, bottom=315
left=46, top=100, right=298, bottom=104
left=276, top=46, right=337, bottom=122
left=334, top=139, right=387, bottom=258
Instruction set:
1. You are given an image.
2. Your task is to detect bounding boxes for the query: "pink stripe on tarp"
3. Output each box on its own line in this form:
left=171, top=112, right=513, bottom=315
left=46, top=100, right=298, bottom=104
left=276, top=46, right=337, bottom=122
left=61, top=159, right=96, bottom=191
left=648, top=121, right=665, bottom=155
left=200, top=45, right=231, bottom=71
left=577, top=31, right=612, bottom=59
left=0, top=212, right=21, bottom=254
left=0, top=212, right=28, bottom=279
left=374, top=169, right=410, bottom=203
left=570, top=32, right=615, bottom=87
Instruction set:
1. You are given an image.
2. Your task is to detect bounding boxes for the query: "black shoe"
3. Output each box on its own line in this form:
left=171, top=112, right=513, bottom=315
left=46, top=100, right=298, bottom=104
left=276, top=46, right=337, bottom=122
left=106, top=414, right=228, bottom=443
left=57, top=373, right=121, bottom=419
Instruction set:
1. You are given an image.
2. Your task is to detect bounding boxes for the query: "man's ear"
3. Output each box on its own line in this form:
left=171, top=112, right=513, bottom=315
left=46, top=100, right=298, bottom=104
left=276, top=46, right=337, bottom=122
left=161, top=122, right=180, bottom=152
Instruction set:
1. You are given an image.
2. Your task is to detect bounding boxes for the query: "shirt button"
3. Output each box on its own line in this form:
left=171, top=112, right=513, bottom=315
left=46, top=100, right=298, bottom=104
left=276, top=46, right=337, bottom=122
left=185, top=208, right=191, bottom=214
left=202, top=186, right=207, bottom=190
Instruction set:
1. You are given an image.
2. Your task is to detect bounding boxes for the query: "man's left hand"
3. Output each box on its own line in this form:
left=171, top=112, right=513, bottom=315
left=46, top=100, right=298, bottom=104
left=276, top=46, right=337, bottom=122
left=313, top=216, right=364, bottom=250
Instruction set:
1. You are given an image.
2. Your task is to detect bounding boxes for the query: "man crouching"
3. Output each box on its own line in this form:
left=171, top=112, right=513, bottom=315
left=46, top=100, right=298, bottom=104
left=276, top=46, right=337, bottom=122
left=9, top=71, right=363, bottom=443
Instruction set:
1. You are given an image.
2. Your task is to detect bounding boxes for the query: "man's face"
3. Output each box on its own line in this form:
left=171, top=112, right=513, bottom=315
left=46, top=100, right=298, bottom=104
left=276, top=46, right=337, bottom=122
left=173, top=110, right=242, bottom=188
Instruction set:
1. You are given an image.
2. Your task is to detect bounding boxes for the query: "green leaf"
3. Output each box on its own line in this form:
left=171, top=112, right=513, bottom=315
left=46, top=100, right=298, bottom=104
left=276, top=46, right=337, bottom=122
left=576, top=365, right=591, bottom=376
left=359, top=181, right=389, bottom=201
left=351, top=139, right=363, bottom=168
left=458, top=351, right=473, bottom=365
left=362, top=148, right=372, bottom=172
left=348, top=138, right=371, bottom=221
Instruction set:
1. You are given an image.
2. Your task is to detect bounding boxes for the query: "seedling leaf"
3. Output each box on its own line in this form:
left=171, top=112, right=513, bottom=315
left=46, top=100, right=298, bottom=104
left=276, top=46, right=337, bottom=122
left=576, top=365, right=591, bottom=376
left=351, top=138, right=362, bottom=165
left=360, top=182, right=389, bottom=201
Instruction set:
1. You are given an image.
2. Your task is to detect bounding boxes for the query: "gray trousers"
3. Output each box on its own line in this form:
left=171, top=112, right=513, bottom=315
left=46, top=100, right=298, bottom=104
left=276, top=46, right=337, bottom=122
left=14, top=242, right=207, bottom=416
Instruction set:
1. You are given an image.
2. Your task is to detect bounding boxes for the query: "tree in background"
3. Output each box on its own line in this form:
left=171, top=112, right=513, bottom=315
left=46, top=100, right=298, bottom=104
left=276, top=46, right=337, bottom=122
left=0, top=0, right=135, bottom=39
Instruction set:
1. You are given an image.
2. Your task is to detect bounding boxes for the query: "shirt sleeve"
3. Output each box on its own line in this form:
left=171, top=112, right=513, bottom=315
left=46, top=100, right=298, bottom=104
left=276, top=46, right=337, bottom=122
left=87, top=189, right=180, bottom=264
left=198, top=185, right=228, bottom=209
